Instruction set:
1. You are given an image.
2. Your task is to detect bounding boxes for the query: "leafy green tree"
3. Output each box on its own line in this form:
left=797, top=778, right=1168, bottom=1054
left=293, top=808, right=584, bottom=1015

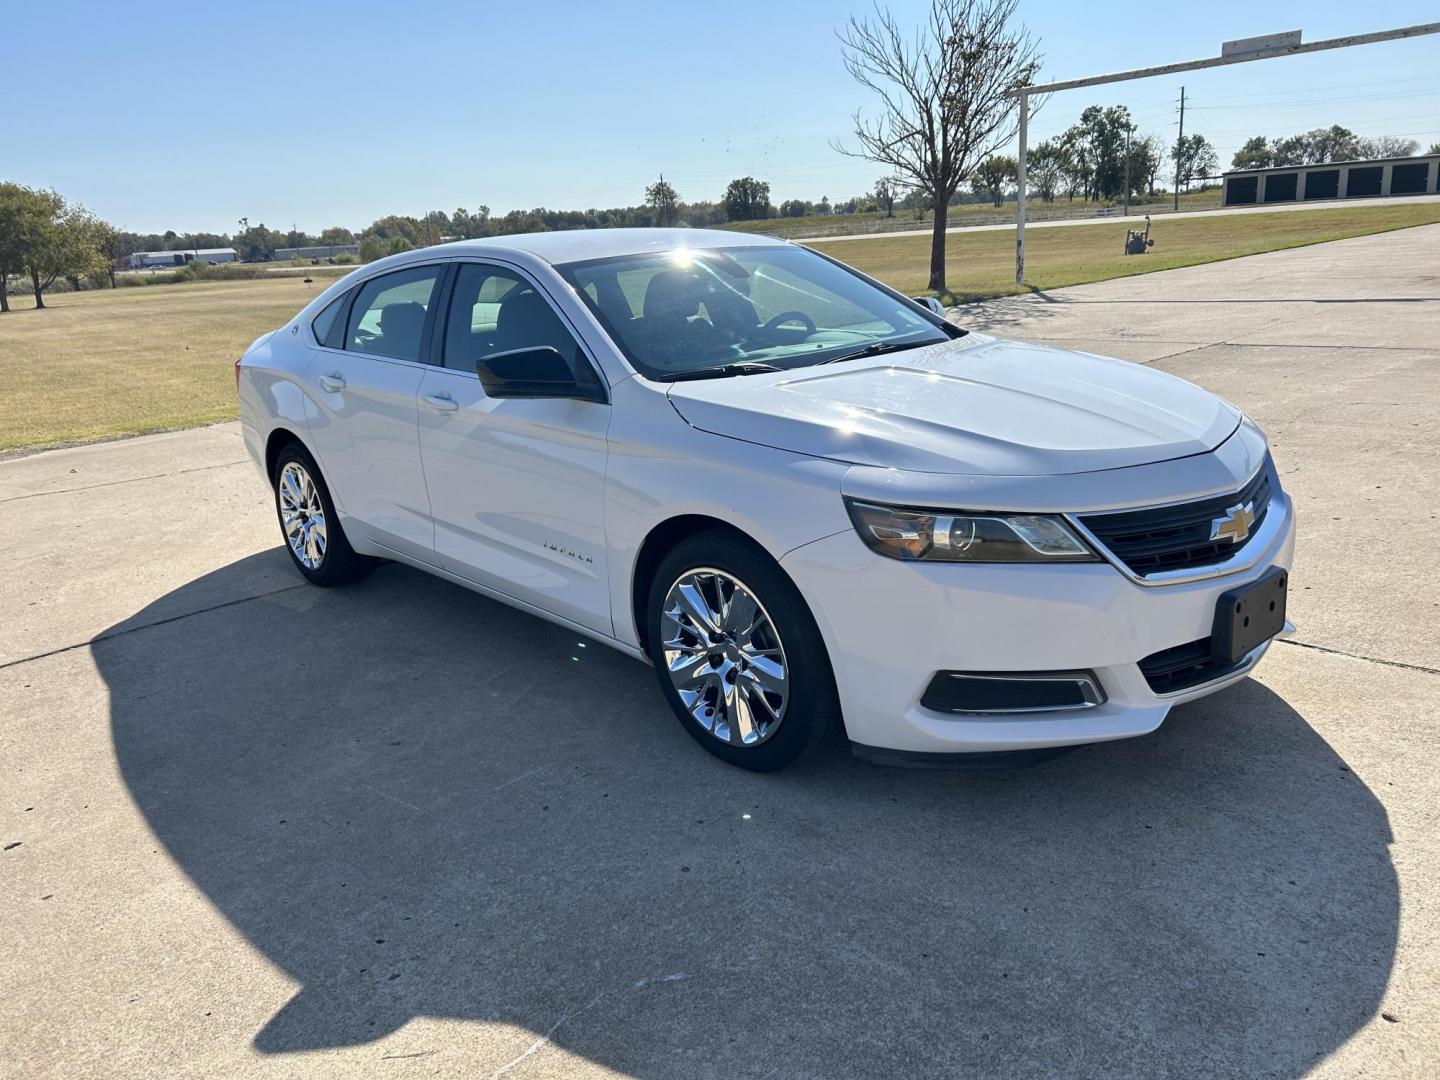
left=359, top=215, right=424, bottom=262
left=1269, top=125, right=1356, bottom=167
left=679, top=200, right=726, bottom=227
left=1, top=186, right=107, bottom=309
left=8, top=186, right=70, bottom=305
left=1025, top=140, right=1069, bottom=202
left=1429, top=142, right=1440, bottom=156
left=969, top=155, right=1017, bottom=206
left=1231, top=136, right=1274, bottom=171
left=88, top=219, right=124, bottom=288
left=359, top=234, right=413, bottom=263
left=420, top=211, right=451, bottom=246
left=449, top=207, right=492, bottom=239
left=873, top=178, right=897, bottom=217
left=723, top=177, right=771, bottom=221
left=778, top=199, right=811, bottom=218
left=319, top=226, right=355, bottom=245
left=645, top=176, right=680, bottom=227
left=1305, top=125, right=1357, bottom=164
left=233, top=223, right=285, bottom=262
left=1171, top=133, right=1217, bottom=190
left=1063, top=106, right=1133, bottom=201
left=1127, top=135, right=1162, bottom=198
left=0, top=183, right=27, bottom=312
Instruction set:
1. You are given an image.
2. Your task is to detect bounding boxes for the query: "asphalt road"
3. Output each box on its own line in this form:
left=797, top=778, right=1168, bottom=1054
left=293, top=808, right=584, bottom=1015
left=3, top=226, right=1438, bottom=1079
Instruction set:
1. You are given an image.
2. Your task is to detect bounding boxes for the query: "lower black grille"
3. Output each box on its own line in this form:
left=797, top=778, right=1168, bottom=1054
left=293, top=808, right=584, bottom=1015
left=1138, top=637, right=1245, bottom=695
left=921, top=670, right=1104, bottom=713
left=1081, top=459, right=1274, bottom=576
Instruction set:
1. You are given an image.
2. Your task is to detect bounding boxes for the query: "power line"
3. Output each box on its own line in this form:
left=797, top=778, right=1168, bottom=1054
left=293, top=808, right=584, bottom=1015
left=1197, top=73, right=1440, bottom=101
left=1191, top=89, right=1440, bottom=110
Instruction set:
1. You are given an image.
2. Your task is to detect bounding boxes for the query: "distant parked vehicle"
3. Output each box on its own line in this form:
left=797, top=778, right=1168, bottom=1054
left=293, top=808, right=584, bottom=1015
left=237, top=228, right=1294, bottom=771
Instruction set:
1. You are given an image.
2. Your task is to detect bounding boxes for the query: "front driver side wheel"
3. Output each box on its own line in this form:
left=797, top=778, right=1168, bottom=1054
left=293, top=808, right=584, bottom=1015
left=271, top=443, right=374, bottom=587
left=646, top=531, right=839, bottom=772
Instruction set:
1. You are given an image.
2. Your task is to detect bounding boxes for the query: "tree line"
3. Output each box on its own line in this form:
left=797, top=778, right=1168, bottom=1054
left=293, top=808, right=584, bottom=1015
left=2, top=171, right=920, bottom=310
left=1230, top=127, right=1438, bottom=170
left=963, top=107, right=1217, bottom=209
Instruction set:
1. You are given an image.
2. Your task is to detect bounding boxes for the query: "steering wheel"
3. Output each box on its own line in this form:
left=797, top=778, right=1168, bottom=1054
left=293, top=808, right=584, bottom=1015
left=760, top=311, right=817, bottom=337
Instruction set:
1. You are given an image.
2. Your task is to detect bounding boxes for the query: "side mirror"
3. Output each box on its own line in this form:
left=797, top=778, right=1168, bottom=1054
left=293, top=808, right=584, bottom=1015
left=911, top=296, right=946, bottom=317
left=474, top=346, right=606, bottom=403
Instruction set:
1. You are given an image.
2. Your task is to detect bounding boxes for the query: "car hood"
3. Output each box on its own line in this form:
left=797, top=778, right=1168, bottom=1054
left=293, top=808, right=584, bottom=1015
left=664, top=334, right=1241, bottom=476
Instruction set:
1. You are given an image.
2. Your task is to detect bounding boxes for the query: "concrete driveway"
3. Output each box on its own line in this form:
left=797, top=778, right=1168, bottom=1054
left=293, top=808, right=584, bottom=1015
left=2, top=227, right=1437, bottom=1079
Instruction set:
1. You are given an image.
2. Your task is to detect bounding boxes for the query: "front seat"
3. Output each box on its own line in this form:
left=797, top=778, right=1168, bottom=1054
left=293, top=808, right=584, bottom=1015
left=641, top=270, right=728, bottom=369
left=492, top=288, right=571, bottom=356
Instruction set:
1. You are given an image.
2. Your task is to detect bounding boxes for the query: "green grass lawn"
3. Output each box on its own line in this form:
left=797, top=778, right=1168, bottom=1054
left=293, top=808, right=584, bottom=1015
left=2, top=201, right=1438, bottom=452
left=822, top=201, right=1440, bottom=303
left=0, top=277, right=326, bottom=452
left=723, top=188, right=1223, bottom=239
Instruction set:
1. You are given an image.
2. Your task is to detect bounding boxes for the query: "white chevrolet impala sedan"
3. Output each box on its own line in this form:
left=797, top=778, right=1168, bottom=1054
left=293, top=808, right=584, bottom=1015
left=237, top=228, right=1295, bottom=771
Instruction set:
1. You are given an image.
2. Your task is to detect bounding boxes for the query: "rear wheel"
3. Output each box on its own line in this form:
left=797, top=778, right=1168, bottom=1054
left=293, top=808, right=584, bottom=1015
left=645, top=531, right=839, bottom=771
left=271, top=443, right=374, bottom=586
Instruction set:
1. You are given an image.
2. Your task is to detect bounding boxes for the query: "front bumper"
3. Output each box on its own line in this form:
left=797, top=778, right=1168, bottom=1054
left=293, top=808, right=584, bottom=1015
left=780, top=490, right=1296, bottom=755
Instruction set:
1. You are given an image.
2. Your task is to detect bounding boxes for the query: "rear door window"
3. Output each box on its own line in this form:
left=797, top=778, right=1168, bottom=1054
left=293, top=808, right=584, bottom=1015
left=345, top=266, right=443, bottom=363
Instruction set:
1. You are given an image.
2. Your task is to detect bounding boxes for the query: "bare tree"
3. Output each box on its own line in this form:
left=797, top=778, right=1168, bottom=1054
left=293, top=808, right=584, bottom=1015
left=836, top=0, right=1040, bottom=292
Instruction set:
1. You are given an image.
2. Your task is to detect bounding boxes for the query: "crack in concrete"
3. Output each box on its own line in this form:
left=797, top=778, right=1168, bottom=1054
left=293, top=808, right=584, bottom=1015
left=1139, top=341, right=1224, bottom=366
left=0, top=582, right=308, bottom=672
left=0, top=460, right=250, bottom=504
left=1276, top=638, right=1440, bottom=677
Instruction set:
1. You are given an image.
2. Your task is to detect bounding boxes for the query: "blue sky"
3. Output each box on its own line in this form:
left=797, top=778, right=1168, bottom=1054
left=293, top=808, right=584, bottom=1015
left=3, top=1, right=1437, bottom=233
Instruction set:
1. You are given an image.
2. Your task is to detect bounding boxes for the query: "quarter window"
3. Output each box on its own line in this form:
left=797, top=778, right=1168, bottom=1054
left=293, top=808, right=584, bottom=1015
left=345, top=265, right=443, bottom=363
left=311, top=292, right=348, bottom=348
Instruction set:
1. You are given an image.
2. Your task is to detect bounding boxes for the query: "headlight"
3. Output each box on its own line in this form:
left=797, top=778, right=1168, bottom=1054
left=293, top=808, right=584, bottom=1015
left=845, top=499, right=1099, bottom=563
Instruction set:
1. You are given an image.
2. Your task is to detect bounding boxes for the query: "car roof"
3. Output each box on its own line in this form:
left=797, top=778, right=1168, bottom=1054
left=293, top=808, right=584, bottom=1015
left=426, top=227, right=789, bottom=265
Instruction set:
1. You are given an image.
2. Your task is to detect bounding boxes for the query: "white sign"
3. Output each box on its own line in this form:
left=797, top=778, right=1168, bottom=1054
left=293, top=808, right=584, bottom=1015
left=1222, top=30, right=1303, bottom=58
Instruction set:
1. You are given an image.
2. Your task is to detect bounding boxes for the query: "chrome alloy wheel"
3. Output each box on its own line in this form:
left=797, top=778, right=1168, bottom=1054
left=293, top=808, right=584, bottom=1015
left=661, top=568, right=789, bottom=746
left=277, top=461, right=328, bottom=570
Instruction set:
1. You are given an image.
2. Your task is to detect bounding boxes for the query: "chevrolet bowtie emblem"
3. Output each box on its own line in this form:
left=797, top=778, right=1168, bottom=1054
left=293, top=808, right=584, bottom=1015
left=1210, top=502, right=1255, bottom=544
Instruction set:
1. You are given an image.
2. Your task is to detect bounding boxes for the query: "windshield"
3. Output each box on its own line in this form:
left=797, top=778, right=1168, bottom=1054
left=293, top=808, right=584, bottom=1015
left=556, top=245, right=953, bottom=380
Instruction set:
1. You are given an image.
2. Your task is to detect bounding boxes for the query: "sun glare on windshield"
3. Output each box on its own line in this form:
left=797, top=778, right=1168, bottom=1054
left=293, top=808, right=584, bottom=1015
left=559, top=245, right=953, bottom=381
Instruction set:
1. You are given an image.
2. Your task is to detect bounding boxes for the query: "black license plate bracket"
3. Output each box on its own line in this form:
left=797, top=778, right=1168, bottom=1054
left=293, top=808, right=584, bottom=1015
left=1212, top=566, right=1288, bottom=665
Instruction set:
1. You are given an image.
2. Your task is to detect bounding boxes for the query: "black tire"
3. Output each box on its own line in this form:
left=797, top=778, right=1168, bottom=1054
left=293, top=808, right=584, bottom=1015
left=645, top=530, right=840, bottom=772
left=271, top=442, right=375, bottom=587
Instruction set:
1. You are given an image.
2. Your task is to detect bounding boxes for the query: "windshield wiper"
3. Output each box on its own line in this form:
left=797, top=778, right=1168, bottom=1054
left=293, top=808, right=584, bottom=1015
left=818, top=338, right=938, bottom=366
left=660, top=362, right=784, bottom=382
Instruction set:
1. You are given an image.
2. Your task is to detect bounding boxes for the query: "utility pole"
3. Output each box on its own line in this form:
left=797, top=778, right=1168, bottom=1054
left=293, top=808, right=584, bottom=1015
left=1123, top=122, right=1133, bottom=217
left=1173, top=86, right=1186, bottom=211
left=1014, top=90, right=1028, bottom=283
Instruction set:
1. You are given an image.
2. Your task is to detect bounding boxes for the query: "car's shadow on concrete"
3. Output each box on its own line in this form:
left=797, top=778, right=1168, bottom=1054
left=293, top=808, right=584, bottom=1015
left=97, top=551, right=1396, bottom=1078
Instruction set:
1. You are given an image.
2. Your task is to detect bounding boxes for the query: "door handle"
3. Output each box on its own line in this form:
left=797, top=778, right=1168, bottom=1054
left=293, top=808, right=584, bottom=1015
left=422, top=393, right=459, bottom=412
left=318, top=373, right=346, bottom=392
